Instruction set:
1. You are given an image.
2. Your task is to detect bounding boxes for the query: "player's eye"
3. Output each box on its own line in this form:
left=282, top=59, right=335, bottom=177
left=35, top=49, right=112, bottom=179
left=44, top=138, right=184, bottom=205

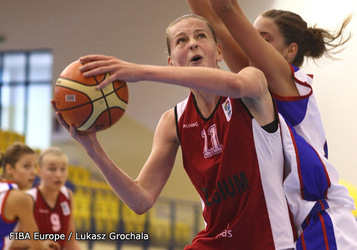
left=24, top=164, right=31, bottom=169
left=49, top=167, right=57, bottom=172
left=176, top=38, right=186, bottom=45
left=198, top=33, right=207, bottom=39
left=260, top=34, right=271, bottom=43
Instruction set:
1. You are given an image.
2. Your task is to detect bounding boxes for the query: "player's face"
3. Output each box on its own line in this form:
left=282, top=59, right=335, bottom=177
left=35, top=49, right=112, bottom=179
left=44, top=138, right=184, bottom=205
left=9, top=153, right=37, bottom=190
left=39, top=154, right=68, bottom=191
left=253, top=16, right=292, bottom=63
left=168, top=18, right=223, bottom=68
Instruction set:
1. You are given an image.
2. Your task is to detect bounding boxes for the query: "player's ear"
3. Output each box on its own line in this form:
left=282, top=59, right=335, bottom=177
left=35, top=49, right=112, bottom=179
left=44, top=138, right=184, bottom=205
left=5, top=163, right=14, bottom=175
left=167, top=56, right=174, bottom=66
left=285, top=42, right=298, bottom=63
left=216, top=43, right=223, bottom=62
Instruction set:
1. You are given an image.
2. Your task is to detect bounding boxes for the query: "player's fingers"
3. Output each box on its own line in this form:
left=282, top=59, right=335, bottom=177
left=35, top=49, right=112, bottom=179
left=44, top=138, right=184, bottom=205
left=51, top=100, right=69, bottom=129
left=79, top=54, right=111, bottom=63
left=96, top=74, right=117, bottom=90
left=69, top=124, right=80, bottom=138
left=50, top=99, right=58, bottom=112
left=54, top=109, right=71, bottom=131
left=81, top=66, right=109, bottom=77
left=80, top=60, right=103, bottom=72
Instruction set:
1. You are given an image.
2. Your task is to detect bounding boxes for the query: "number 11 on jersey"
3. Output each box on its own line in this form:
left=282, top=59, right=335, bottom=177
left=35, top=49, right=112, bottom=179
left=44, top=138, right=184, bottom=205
left=201, top=124, right=223, bottom=158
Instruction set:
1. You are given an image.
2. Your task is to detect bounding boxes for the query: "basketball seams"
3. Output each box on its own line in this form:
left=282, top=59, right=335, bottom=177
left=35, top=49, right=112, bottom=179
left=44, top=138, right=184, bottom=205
left=98, top=85, right=112, bottom=128
left=56, top=82, right=127, bottom=121
left=57, top=77, right=97, bottom=86
left=57, top=78, right=104, bottom=100
left=94, top=74, right=118, bottom=128
left=76, top=95, right=127, bottom=131
left=93, top=73, right=107, bottom=85
left=106, top=92, right=128, bottom=110
left=113, top=83, right=129, bottom=104
left=55, top=61, right=128, bottom=132
left=77, top=99, right=108, bottom=131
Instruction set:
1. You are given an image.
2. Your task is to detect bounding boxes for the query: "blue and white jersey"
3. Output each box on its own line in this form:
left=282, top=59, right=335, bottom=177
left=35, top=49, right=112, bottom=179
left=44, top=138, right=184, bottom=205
left=0, top=182, right=18, bottom=250
left=279, top=117, right=357, bottom=250
left=273, top=65, right=328, bottom=158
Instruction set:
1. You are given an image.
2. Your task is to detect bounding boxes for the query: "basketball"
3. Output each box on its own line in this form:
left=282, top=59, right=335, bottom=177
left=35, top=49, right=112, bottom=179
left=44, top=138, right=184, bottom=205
left=54, top=60, right=128, bottom=132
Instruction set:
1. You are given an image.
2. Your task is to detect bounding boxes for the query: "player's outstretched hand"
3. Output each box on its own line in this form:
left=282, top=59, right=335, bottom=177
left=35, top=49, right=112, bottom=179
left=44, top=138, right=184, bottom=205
left=79, top=54, right=143, bottom=90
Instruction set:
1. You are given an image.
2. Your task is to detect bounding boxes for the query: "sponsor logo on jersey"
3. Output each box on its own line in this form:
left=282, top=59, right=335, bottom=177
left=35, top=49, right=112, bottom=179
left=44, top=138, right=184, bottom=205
left=222, top=98, right=232, bottom=122
left=60, top=201, right=70, bottom=216
left=39, top=208, right=49, bottom=214
left=201, top=172, right=249, bottom=208
left=183, top=121, right=198, bottom=128
left=216, top=223, right=233, bottom=239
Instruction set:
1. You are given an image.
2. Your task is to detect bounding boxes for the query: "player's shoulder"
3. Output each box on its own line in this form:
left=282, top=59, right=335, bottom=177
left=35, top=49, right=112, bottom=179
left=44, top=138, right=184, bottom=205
left=60, top=185, right=71, bottom=200
left=2, top=189, right=32, bottom=221
left=26, top=186, right=38, bottom=198
left=156, top=108, right=180, bottom=145
left=161, top=108, right=175, bottom=121
left=6, top=189, right=32, bottom=208
left=175, top=96, right=190, bottom=119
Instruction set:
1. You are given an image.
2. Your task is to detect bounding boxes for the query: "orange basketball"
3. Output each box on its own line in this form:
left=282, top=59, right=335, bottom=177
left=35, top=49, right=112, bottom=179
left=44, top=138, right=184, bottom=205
left=54, top=60, right=128, bottom=132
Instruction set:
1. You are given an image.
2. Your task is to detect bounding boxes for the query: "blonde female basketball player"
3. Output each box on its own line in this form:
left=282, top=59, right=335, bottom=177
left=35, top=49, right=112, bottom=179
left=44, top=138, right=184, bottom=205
left=26, top=147, right=81, bottom=250
left=53, top=14, right=298, bottom=249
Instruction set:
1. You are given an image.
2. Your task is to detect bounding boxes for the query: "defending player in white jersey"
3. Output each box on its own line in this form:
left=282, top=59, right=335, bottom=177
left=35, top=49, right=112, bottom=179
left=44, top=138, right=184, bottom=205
left=186, top=1, right=357, bottom=249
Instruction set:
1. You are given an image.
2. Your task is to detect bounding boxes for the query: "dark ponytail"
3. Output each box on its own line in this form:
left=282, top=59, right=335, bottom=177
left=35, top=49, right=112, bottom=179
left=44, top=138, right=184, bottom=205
left=262, top=10, right=352, bottom=67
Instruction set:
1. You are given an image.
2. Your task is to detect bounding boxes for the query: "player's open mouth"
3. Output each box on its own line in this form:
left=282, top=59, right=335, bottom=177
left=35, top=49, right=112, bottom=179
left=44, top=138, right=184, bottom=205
left=191, top=55, right=203, bottom=63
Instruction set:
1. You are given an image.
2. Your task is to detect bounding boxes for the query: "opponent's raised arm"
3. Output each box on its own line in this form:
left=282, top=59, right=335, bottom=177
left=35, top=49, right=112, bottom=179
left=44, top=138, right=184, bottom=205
left=186, top=0, right=248, bottom=73
left=208, top=0, right=295, bottom=96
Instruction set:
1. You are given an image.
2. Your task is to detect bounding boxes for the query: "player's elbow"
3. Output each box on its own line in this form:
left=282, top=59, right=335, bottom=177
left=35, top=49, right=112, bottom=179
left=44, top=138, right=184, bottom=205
left=210, top=1, right=231, bottom=13
left=210, top=0, right=236, bottom=16
left=134, top=209, right=149, bottom=216
left=132, top=201, right=153, bottom=215
left=130, top=193, right=155, bottom=215
left=233, top=67, right=268, bottom=98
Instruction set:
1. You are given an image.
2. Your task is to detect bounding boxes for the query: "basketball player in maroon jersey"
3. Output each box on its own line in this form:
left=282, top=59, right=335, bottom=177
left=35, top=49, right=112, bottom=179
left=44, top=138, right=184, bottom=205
left=27, top=147, right=81, bottom=250
left=53, top=14, right=296, bottom=249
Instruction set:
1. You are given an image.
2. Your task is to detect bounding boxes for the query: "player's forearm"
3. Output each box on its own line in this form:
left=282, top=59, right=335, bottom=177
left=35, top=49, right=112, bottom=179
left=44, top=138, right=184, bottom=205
left=84, top=140, right=154, bottom=214
left=187, top=0, right=218, bottom=23
left=141, top=65, right=237, bottom=95
left=187, top=0, right=249, bottom=73
left=141, top=64, right=265, bottom=99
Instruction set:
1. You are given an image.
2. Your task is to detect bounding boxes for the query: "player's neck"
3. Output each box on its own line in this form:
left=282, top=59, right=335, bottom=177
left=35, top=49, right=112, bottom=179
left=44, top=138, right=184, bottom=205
left=192, top=90, right=220, bottom=119
left=38, top=185, right=60, bottom=206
